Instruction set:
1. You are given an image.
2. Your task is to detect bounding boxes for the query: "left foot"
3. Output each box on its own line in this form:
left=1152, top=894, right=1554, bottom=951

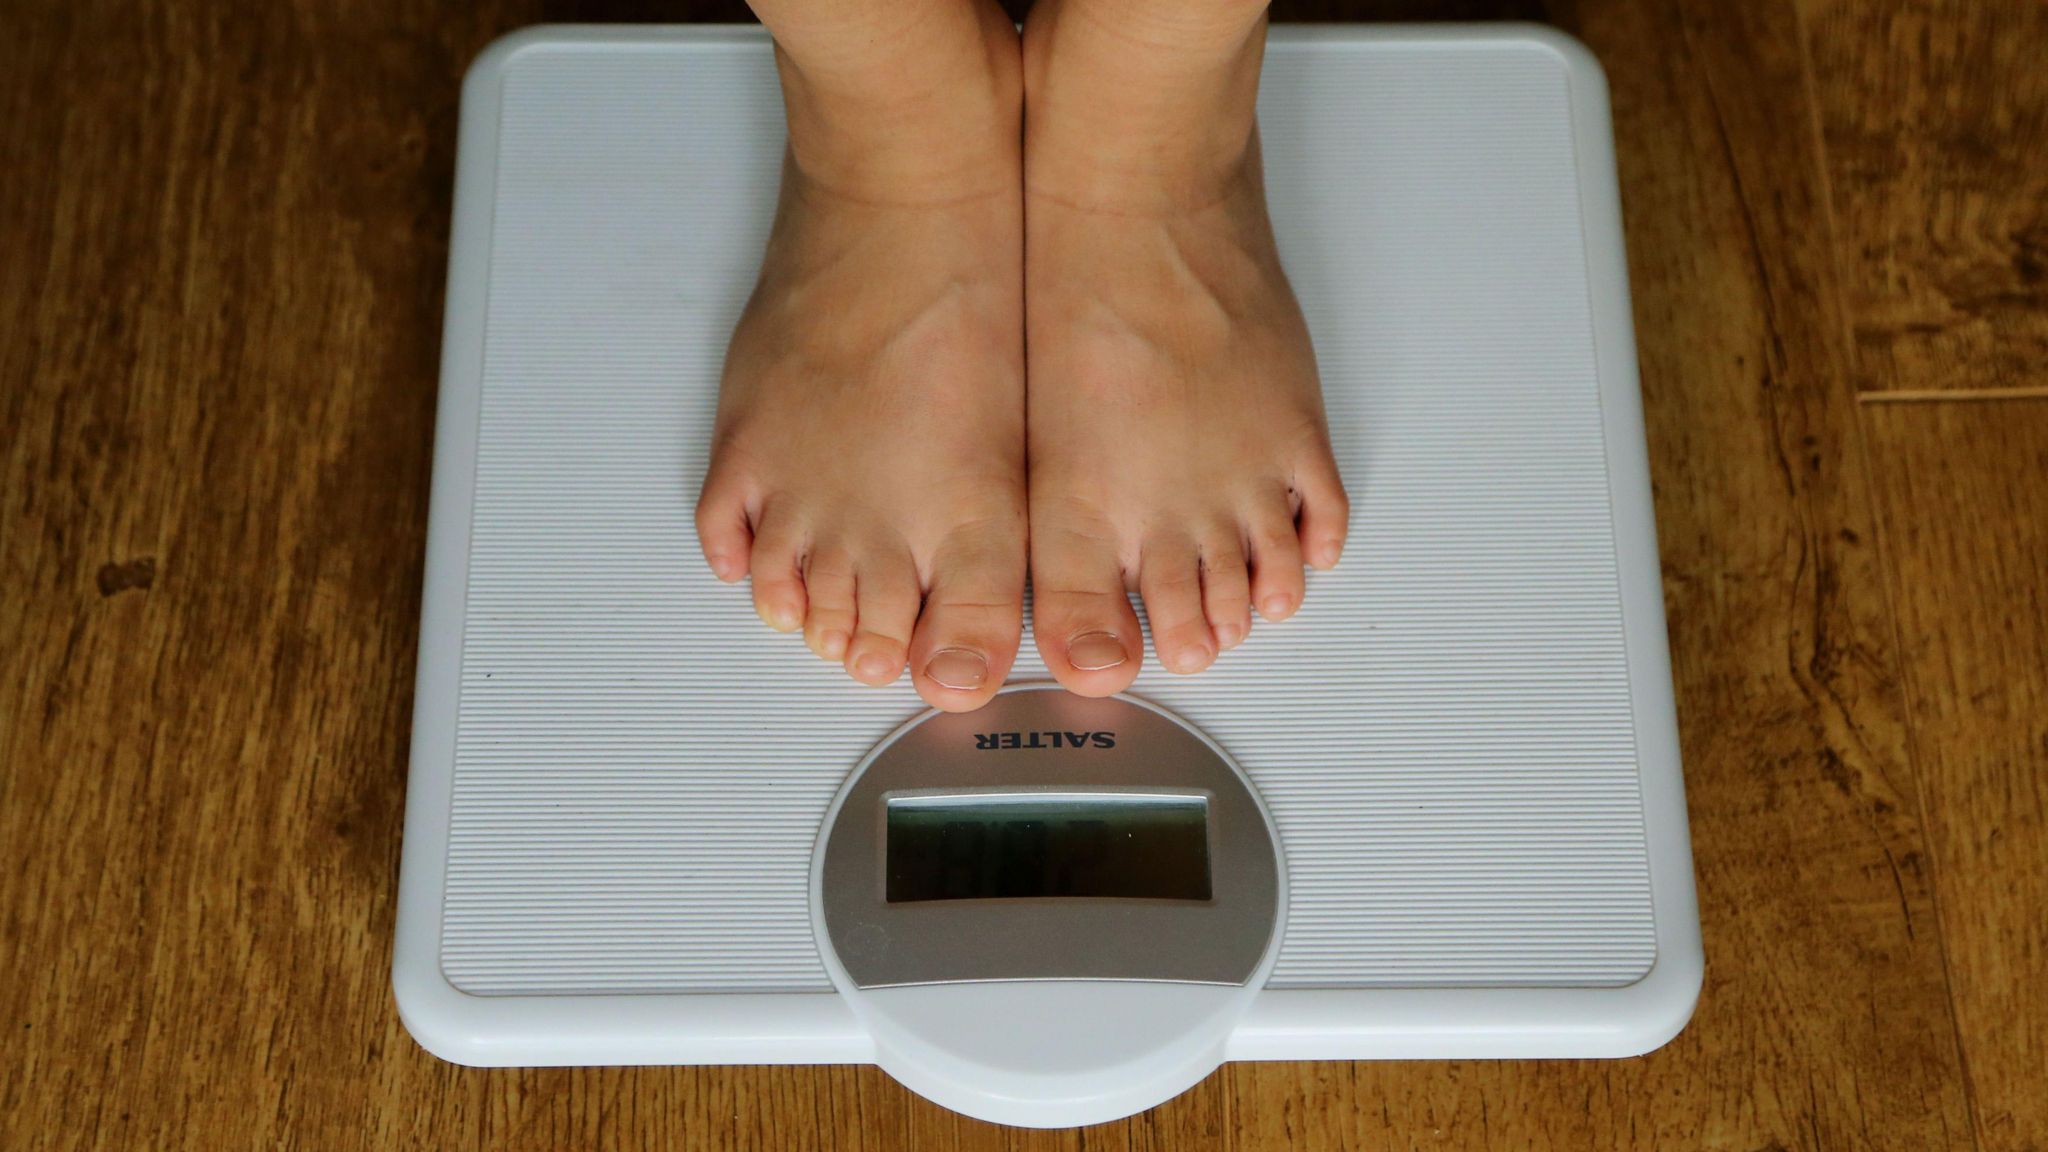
left=1019, top=0, right=1349, bottom=694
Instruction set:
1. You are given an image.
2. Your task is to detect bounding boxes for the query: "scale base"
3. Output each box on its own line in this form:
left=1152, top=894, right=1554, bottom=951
left=392, top=23, right=1703, bottom=1127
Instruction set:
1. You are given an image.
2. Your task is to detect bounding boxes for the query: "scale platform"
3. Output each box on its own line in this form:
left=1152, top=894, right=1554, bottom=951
left=394, top=25, right=1702, bottom=1128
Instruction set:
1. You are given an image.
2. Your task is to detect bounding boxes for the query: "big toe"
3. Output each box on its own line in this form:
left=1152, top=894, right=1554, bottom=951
left=909, top=518, right=1028, bottom=713
left=1029, top=506, right=1142, bottom=697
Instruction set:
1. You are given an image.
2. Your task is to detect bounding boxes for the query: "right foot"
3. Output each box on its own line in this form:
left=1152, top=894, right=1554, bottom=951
left=696, top=3, right=1028, bottom=712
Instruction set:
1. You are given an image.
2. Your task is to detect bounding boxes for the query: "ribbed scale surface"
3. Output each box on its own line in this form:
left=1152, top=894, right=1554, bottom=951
left=442, top=36, right=1657, bottom=994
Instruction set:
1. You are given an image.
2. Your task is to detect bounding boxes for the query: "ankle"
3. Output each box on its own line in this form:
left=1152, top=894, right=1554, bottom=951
left=1022, top=0, right=1269, bottom=210
left=1038, top=0, right=1270, bottom=57
left=769, top=5, right=1023, bottom=203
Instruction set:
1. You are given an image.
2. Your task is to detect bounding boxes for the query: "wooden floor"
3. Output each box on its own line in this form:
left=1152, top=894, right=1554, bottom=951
left=2, top=1, right=2042, bottom=1148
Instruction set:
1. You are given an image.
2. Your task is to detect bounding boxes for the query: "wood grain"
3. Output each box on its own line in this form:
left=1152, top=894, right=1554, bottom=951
left=0, top=0, right=2035, bottom=1148
left=1803, top=2, right=2048, bottom=1143
left=1799, top=0, right=2048, bottom=397
left=1861, top=402, right=2048, bottom=1152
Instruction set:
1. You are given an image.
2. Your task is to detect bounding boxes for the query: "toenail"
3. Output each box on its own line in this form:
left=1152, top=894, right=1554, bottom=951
left=1216, top=622, right=1247, bottom=649
left=1168, top=647, right=1210, bottom=674
left=856, top=652, right=899, bottom=682
left=1068, top=632, right=1128, bottom=672
left=708, top=553, right=740, bottom=581
left=764, top=604, right=801, bottom=632
left=924, top=648, right=988, bottom=691
left=1261, top=595, right=1292, bottom=619
left=820, top=630, right=849, bottom=659
left=1314, top=541, right=1342, bottom=568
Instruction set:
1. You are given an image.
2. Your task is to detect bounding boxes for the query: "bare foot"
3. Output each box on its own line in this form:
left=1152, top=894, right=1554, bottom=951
left=1020, top=0, right=1349, bottom=693
left=696, top=3, right=1028, bottom=712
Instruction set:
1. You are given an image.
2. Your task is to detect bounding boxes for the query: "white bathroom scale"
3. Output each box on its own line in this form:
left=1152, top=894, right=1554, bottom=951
left=394, top=24, right=1703, bottom=1128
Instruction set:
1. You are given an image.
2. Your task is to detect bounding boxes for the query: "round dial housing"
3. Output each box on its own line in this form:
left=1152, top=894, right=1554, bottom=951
left=812, top=685, right=1284, bottom=1127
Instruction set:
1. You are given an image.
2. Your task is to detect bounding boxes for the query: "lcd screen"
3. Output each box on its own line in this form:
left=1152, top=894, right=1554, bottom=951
left=885, top=792, right=1212, bottom=903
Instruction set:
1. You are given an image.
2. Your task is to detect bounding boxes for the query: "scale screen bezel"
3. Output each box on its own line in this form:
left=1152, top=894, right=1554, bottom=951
left=816, top=688, right=1283, bottom=989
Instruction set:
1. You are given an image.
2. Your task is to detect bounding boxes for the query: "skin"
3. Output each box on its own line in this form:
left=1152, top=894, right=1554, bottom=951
left=697, top=0, right=1348, bottom=710
left=1021, top=0, right=1348, bottom=692
left=697, top=0, right=1029, bottom=712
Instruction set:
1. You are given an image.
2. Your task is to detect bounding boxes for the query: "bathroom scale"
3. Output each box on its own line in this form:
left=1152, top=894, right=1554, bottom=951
left=394, top=24, right=1703, bottom=1129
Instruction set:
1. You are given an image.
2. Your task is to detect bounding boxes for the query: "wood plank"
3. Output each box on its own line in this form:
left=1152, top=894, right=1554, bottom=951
left=1861, top=401, right=2048, bottom=1152
left=0, top=0, right=1986, bottom=1148
left=1808, top=3, right=2048, bottom=1144
left=1799, top=0, right=2048, bottom=395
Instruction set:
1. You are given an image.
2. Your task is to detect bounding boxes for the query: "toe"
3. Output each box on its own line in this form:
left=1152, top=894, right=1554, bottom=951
left=1199, top=532, right=1254, bottom=650
left=1247, top=496, right=1307, bottom=622
left=1029, top=506, right=1143, bottom=696
left=845, top=550, right=919, bottom=686
left=1139, top=537, right=1215, bottom=675
left=909, top=517, right=1027, bottom=712
left=694, top=461, right=755, bottom=583
left=802, top=546, right=857, bottom=662
left=747, top=502, right=808, bottom=633
left=1293, top=451, right=1351, bottom=570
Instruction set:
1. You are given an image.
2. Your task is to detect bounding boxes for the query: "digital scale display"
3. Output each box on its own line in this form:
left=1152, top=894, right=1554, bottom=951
left=885, top=793, right=1212, bottom=903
